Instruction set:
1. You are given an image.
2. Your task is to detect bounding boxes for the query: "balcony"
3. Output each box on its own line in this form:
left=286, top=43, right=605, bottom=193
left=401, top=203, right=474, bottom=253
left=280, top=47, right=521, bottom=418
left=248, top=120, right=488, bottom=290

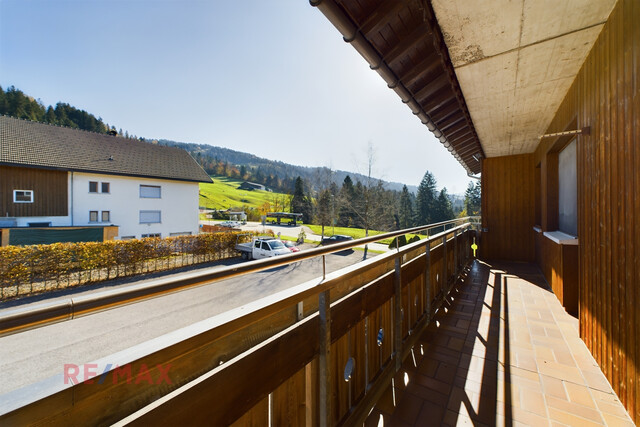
left=0, top=218, right=632, bottom=425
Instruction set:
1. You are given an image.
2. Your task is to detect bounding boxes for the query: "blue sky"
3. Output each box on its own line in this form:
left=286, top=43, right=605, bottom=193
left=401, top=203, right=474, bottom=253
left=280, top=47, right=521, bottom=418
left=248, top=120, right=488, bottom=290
left=0, top=0, right=472, bottom=194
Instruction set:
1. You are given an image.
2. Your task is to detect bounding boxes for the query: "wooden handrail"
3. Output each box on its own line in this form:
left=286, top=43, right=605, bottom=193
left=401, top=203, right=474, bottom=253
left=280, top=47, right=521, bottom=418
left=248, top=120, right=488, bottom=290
left=0, top=218, right=478, bottom=336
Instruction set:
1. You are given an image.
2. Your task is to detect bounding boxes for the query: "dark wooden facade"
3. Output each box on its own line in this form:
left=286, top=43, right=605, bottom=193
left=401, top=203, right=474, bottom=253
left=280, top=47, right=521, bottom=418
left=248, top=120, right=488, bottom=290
left=0, top=166, right=68, bottom=217
left=480, top=154, right=536, bottom=262
left=483, top=0, right=639, bottom=421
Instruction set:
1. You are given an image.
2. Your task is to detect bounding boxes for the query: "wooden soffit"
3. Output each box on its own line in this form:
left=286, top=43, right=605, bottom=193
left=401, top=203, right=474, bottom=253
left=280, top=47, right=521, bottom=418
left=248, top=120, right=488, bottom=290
left=311, top=0, right=485, bottom=174
left=312, top=0, right=617, bottom=173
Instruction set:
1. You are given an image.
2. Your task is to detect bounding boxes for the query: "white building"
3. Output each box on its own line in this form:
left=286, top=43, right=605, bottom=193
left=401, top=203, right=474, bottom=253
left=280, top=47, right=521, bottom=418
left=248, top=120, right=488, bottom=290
left=0, top=115, right=212, bottom=243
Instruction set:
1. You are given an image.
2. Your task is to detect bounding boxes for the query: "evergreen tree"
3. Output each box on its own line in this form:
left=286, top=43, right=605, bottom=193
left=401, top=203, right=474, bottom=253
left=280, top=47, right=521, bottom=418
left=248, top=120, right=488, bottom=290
left=291, top=177, right=312, bottom=223
left=464, top=181, right=482, bottom=215
left=415, top=171, right=437, bottom=225
left=0, top=85, right=6, bottom=114
left=432, top=188, right=455, bottom=223
left=315, top=188, right=332, bottom=239
left=337, top=175, right=356, bottom=227
left=399, top=185, right=413, bottom=229
left=44, top=106, right=57, bottom=124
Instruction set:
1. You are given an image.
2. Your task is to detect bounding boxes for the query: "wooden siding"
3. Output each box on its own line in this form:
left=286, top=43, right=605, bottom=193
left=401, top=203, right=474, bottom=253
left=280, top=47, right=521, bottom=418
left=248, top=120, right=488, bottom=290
left=533, top=0, right=639, bottom=421
left=0, top=166, right=67, bottom=217
left=540, top=237, right=578, bottom=317
left=481, top=154, right=535, bottom=262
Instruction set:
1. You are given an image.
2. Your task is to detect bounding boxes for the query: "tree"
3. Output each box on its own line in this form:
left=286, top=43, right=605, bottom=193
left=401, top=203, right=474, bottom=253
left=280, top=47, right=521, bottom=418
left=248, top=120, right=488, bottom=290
left=315, top=188, right=332, bottom=239
left=337, top=175, right=356, bottom=227
left=398, top=185, right=413, bottom=229
left=464, top=181, right=482, bottom=215
left=291, top=177, right=312, bottom=223
left=415, top=171, right=437, bottom=225
left=432, top=188, right=455, bottom=223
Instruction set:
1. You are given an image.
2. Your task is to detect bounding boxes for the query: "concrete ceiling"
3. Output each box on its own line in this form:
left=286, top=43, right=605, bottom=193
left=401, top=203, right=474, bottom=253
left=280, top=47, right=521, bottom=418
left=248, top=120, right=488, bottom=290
left=431, top=0, right=617, bottom=157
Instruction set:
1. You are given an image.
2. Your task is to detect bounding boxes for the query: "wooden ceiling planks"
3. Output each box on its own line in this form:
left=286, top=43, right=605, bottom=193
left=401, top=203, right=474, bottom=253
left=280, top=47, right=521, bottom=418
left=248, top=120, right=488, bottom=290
left=318, top=0, right=485, bottom=173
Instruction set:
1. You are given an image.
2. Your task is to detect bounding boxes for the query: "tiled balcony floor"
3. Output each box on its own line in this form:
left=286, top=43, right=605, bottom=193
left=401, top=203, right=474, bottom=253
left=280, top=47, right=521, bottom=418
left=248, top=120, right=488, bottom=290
left=366, top=260, right=634, bottom=426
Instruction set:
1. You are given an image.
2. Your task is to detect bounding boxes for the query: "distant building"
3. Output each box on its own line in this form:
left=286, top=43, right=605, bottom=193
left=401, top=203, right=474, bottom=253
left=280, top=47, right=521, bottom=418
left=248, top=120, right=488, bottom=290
left=0, top=115, right=212, bottom=245
left=238, top=181, right=270, bottom=192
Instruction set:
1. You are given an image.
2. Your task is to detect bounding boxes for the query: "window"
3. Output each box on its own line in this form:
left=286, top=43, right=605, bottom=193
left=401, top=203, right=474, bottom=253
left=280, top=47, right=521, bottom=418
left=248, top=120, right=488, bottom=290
left=142, top=233, right=161, bottom=238
left=170, top=232, right=192, bottom=236
left=558, top=139, right=577, bottom=236
left=140, top=210, right=161, bottom=224
left=120, top=236, right=135, bottom=240
left=89, top=211, right=99, bottom=222
left=101, top=211, right=110, bottom=222
left=140, top=185, right=161, bottom=198
left=101, top=182, right=110, bottom=193
left=89, top=181, right=98, bottom=193
left=13, top=190, right=34, bottom=203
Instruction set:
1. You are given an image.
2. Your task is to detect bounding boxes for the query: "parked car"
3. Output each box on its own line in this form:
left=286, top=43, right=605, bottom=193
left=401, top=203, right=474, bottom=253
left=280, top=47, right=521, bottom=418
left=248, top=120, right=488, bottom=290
left=236, top=236, right=291, bottom=260
left=321, top=235, right=354, bottom=245
left=283, top=240, right=300, bottom=252
left=219, top=221, right=239, bottom=228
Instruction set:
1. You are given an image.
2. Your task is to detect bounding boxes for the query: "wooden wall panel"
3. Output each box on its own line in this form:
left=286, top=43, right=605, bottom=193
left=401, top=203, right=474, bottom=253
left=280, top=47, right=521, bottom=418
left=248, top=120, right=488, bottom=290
left=0, top=166, right=67, bottom=217
left=532, top=0, right=638, bottom=421
left=481, top=154, right=536, bottom=262
left=540, top=237, right=578, bottom=317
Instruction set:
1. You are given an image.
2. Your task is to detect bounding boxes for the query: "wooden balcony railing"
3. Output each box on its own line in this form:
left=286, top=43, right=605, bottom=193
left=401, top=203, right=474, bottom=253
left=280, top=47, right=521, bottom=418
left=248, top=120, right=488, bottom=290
left=0, top=218, right=479, bottom=426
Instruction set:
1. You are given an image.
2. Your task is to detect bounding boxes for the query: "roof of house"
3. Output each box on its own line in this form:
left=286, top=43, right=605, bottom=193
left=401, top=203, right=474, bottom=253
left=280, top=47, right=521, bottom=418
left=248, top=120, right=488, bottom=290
left=0, top=115, right=212, bottom=183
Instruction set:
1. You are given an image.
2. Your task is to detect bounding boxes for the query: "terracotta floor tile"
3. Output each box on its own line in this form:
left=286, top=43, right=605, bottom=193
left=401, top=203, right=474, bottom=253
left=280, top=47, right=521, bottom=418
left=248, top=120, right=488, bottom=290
left=545, top=395, right=604, bottom=423
left=547, top=407, right=605, bottom=427
left=563, top=381, right=597, bottom=408
left=391, top=392, right=423, bottom=424
left=540, top=374, right=568, bottom=401
left=518, top=387, right=548, bottom=417
left=373, top=261, right=634, bottom=426
left=600, top=411, right=637, bottom=427
left=413, top=399, right=445, bottom=426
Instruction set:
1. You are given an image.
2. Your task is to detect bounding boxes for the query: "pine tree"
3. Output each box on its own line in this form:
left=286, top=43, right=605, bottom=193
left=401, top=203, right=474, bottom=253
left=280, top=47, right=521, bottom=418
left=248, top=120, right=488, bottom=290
left=399, top=185, right=413, bottom=229
left=464, top=181, right=481, bottom=215
left=433, top=188, right=454, bottom=222
left=291, top=177, right=312, bottom=223
left=415, top=171, right=437, bottom=225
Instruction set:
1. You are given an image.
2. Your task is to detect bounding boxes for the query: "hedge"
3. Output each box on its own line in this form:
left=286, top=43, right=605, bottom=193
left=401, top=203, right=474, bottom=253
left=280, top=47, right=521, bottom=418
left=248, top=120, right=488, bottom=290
left=0, top=231, right=253, bottom=300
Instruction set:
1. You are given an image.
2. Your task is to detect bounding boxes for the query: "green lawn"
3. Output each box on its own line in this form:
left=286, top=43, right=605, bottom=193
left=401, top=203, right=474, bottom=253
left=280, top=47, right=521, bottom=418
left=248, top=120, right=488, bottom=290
left=305, top=225, right=424, bottom=245
left=199, top=175, right=291, bottom=211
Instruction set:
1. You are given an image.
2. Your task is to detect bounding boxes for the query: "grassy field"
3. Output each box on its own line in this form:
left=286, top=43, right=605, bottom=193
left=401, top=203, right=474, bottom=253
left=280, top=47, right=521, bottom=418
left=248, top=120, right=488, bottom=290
left=199, top=175, right=291, bottom=211
left=305, top=225, right=424, bottom=245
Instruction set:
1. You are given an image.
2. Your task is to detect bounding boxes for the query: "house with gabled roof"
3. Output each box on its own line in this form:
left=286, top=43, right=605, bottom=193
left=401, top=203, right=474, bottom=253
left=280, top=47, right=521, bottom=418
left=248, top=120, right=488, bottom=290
left=0, top=115, right=212, bottom=245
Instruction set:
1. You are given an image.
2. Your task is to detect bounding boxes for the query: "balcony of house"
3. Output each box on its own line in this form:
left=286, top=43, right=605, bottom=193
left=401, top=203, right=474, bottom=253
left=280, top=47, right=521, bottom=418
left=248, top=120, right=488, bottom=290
left=0, top=216, right=633, bottom=426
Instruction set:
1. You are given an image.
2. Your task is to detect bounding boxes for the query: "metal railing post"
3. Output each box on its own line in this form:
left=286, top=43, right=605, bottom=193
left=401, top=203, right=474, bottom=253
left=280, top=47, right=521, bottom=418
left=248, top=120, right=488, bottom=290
left=318, top=290, right=331, bottom=426
left=394, top=256, right=402, bottom=371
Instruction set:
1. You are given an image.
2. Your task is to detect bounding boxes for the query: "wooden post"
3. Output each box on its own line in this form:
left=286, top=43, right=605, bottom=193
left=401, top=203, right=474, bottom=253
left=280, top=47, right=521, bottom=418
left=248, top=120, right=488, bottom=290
left=453, top=229, right=458, bottom=279
left=442, top=234, right=447, bottom=289
left=394, top=257, right=402, bottom=371
left=425, top=241, right=431, bottom=322
left=318, top=290, right=331, bottom=426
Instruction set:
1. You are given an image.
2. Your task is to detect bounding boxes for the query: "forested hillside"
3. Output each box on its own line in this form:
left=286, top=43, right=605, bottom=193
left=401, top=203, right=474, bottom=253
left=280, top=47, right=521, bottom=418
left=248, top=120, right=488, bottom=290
left=0, top=85, right=129, bottom=136
left=157, top=139, right=416, bottom=194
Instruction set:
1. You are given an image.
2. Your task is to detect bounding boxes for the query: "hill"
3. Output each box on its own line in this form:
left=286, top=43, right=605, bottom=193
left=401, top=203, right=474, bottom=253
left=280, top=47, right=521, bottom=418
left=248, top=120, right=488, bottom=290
left=200, top=175, right=291, bottom=213
left=158, top=139, right=418, bottom=194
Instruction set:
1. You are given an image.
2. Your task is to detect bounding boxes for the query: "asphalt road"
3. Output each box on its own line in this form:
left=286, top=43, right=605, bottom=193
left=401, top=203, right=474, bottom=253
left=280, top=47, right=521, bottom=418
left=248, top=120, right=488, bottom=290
left=0, top=248, right=370, bottom=395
